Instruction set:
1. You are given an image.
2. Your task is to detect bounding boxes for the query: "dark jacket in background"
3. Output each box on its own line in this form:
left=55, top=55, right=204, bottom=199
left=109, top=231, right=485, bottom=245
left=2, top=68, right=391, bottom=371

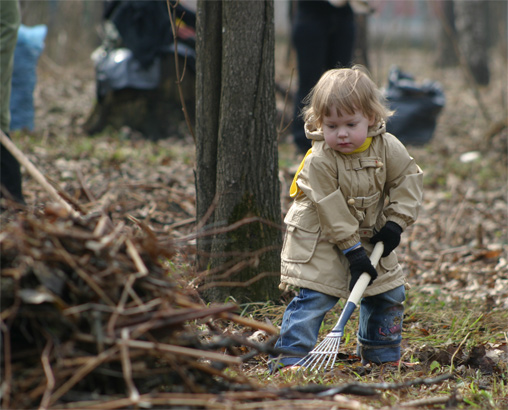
left=103, top=0, right=196, bottom=68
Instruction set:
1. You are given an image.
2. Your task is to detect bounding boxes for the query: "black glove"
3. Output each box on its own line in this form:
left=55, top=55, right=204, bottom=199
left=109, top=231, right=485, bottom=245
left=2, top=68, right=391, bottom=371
left=345, top=247, right=378, bottom=292
left=370, top=221, right=403, bottom=257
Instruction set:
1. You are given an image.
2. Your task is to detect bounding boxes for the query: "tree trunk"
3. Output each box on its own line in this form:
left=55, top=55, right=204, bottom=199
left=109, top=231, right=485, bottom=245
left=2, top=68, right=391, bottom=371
left=453, top=0, right=490, bottom=85
left=195, top=0, right=282, bottom=304
left=435, top=0, right=458, bottom=67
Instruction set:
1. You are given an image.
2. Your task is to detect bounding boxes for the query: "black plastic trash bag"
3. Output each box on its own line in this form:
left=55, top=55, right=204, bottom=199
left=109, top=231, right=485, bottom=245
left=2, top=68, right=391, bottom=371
left=93, top=47, right=161, bottom=101
left=384, top=66, right=445, bottom=146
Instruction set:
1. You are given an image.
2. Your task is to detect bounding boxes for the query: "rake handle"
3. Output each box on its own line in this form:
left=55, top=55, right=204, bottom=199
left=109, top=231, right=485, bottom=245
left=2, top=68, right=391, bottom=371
left=348, top=242, right=384, bottom=305
left=331, top=242, right=384, bottom=333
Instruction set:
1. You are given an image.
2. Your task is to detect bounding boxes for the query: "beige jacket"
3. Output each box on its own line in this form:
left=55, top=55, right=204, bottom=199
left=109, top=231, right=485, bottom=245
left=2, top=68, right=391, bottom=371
left=280, top=121, right=423, bottom=298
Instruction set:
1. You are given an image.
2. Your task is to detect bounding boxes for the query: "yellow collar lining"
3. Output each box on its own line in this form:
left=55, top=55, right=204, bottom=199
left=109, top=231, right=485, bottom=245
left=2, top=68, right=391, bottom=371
left=343, top=137, right=372, bottom=155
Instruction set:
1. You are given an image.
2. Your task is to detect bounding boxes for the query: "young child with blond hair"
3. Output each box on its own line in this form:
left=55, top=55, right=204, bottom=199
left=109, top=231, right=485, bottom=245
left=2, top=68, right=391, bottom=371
left=271, top=65, right=423, bottom=371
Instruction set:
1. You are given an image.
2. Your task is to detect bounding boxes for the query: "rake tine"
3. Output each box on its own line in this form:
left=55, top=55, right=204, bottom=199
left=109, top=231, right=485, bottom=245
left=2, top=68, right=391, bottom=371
left=309, top=348, right=327, bottom=371
left=294, top=330, right=344, bottom=372
left=322, top=338, right=340, bottom=371
left=303, top=349, right=322, bottom=370
left=296, top=331, right=341, bottom=372
left=295, top=347, right=319, bottom=370
left=318, top=333, right=340, bottom=371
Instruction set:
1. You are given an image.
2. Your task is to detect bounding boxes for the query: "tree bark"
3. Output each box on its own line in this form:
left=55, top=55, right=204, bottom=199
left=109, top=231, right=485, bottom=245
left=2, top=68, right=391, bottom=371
left=195, top=0, right=282, bottom=304
left=435, top=0, right=458, bottom=67
left=453, top=0, right=490, bottom=85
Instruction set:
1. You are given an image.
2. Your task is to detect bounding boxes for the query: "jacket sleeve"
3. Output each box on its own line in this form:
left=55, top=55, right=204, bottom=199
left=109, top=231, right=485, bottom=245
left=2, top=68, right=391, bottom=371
left=297, top=153, right=361, bottom=250
left=383, top=136, right=424, bottom=230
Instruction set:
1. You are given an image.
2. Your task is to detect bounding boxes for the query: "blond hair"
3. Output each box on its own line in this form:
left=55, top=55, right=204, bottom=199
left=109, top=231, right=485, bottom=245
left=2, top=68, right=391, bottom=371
left=302, top=65, right=393, bottom=129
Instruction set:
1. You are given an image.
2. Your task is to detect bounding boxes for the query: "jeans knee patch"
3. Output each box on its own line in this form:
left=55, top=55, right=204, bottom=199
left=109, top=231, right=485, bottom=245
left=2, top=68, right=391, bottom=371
left=378, top=305, right=403, bottom=340
left=358, top=286, right=405, bottom=346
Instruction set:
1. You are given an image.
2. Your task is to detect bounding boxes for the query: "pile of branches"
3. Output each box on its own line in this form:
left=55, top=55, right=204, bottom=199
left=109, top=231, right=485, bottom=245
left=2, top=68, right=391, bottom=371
left=0, top=205, right=277, bottom=409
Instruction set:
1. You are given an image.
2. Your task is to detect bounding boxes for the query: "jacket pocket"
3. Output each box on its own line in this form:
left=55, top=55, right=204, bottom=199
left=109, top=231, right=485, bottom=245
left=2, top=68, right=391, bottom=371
left=347, top=191, right=381, bottom=223
left=281, top=204, right=321, bottom=264
left=346, top=191, right=381, bottom=209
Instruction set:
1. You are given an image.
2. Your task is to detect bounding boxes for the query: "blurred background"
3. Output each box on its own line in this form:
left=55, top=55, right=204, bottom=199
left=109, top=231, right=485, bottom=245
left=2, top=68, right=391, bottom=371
left=14, top=0, right=506, bottom=142
left=19, top=0, right=505, bottom=68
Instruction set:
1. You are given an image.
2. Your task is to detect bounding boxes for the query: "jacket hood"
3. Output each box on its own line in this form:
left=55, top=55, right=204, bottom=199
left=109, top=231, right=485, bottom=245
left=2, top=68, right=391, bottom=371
left=305, top=120, right=387, bottom=143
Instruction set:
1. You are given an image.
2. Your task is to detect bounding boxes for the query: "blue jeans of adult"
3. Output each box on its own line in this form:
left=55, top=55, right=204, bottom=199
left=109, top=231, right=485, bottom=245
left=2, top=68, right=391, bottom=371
left=270, top=285, right=405, bottom=371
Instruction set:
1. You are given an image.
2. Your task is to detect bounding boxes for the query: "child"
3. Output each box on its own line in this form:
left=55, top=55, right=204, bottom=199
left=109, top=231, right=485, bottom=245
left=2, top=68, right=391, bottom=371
left=271, top=66, right=423, bottom=371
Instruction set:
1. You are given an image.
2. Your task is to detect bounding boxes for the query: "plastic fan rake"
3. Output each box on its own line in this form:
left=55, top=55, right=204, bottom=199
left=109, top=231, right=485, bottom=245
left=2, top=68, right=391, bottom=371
left=295, top=242, right=384, bottom=372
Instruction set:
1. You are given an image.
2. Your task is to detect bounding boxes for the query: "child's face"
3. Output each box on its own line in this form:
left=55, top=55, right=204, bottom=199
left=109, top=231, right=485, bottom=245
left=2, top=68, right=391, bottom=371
left=322, top=107, right=375, bottom=154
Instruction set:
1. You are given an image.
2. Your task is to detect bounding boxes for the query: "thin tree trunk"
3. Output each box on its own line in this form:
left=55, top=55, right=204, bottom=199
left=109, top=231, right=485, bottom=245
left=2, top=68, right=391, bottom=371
left=435, top=0, right=458, bottom=67
left=454, top=0, right=490, bottom=85
left=195, top=0, right=222, bottom=265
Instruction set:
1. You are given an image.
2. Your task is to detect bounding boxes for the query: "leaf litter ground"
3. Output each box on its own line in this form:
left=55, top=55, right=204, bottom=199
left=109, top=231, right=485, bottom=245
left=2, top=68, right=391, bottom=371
left=1, top=49, right=507, bottom=408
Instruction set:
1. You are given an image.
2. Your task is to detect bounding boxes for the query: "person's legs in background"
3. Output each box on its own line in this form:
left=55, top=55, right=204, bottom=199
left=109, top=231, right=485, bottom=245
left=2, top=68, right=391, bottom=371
left=326, top=5, right=356, bottom=70
left=291, top=13, right=328, bottom=154
left=291, top=4, right=356, bottom=154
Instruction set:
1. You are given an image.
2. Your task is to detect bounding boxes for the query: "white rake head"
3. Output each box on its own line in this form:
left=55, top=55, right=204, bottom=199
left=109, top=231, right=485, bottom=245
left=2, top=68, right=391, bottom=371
left=295, top=330, right=343, bottom=372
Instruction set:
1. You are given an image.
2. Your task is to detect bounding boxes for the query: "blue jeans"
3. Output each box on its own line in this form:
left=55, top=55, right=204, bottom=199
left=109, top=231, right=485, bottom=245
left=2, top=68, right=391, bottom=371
left=270, top=286, right=405, bottom=370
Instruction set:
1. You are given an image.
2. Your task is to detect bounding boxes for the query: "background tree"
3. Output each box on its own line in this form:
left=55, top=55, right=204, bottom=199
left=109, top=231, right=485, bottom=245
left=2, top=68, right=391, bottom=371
left=435, top=0, right=458, bottom=67
left=194, top=0, right=282, bottom=304
left=434, top=0, right=494, bottom=86
left=453, top=0, right=490, bottom=86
